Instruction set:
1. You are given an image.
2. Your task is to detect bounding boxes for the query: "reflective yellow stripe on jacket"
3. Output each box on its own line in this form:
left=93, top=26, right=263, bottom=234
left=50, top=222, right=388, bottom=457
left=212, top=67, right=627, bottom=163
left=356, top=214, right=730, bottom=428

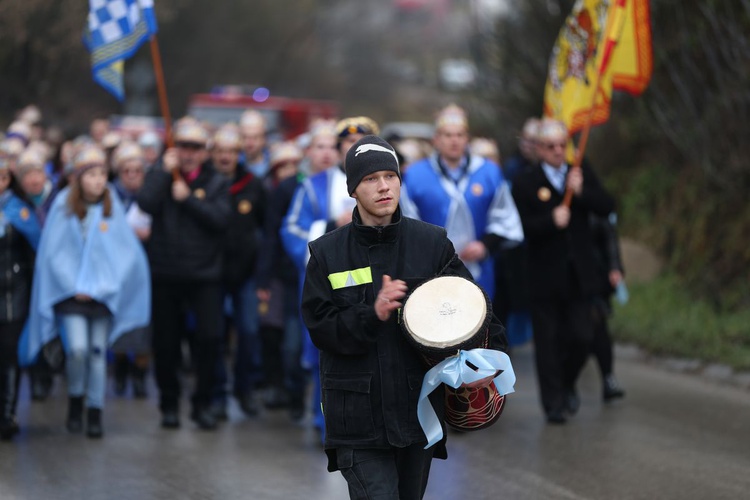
left=328, top=266, right=373, bottom=290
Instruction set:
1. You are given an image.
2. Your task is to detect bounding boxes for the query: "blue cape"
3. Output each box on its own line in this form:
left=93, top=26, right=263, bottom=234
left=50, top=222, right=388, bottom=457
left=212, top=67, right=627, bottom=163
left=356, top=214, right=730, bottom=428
left=19, top=186, right=151, bottom=366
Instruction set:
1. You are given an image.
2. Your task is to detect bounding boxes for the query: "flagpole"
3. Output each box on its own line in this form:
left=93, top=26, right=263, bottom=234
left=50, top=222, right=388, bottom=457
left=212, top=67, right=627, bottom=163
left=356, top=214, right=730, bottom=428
left=562, top=0, right=627, bottom=208
left=148, top=35, right=181, bottom=181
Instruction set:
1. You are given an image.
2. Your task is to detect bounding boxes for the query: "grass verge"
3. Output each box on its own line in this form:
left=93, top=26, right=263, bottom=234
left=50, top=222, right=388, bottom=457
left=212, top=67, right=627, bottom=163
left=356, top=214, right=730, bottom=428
left=610, top=273, right=750, bottom=372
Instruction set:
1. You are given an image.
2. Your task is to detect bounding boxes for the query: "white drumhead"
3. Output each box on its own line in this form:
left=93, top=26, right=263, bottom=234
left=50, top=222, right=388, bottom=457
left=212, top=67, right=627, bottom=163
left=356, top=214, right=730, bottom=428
left=402, top=276, right=487, bottom=349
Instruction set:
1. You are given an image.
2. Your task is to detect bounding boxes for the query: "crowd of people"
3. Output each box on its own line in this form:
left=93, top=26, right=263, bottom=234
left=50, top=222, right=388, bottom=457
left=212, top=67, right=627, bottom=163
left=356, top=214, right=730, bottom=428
left=0, top=102, right=626, bottom=455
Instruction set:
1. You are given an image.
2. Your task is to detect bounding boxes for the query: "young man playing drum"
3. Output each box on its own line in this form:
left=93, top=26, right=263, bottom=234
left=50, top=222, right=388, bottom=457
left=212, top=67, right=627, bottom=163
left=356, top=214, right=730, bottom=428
left=301, top=135, right=508, bottom=500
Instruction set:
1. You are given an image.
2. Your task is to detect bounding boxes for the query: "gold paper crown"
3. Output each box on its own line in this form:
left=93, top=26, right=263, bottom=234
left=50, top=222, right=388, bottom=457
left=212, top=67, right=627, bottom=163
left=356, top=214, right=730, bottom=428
left=113, top=141, right=144, bottom=167
left=18, top=105, right=42, bottom=125
left=212, top=123, right=242, bottom=149
left=73, top=145, right=107, bottom=170
left=521, top=117, right=542, bottom=140
left=537, top=118, right=568, bottom=142
left=308, top=119, right=338, bottom=139
left=469, top=138, right=499, bottom=160
left=101, top=130, right=123, bottom=149
left=18, top=148, right=45, bottom=171
left=435, top=104, right=468, bottom=130
left=240, top=110, right=267, bottom=130
left=335, top=116, right=380, bottom=138
left=270, top=141, right=303, bottom=168
left=0, top=137, right=26, bottom=157
left=7, top=121, right=31, bottom=141
left=174, top=118, right=209, bottom=145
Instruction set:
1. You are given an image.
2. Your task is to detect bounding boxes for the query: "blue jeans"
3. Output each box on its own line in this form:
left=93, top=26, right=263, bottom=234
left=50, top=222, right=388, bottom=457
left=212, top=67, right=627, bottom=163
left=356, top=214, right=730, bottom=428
left=60, top=315, right=110, bottom=409
left=214, top=279, right=261, bottom=401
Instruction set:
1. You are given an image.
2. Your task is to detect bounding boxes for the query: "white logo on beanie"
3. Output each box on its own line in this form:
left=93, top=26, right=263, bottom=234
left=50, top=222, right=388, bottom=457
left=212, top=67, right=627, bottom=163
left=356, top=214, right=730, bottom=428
left=354, top=144, right=399, bottom=165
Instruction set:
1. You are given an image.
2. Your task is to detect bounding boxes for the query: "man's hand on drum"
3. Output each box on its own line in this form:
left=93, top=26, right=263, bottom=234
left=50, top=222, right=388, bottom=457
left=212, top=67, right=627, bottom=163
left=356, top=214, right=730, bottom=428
left=375, top=274, right=407, bottom=321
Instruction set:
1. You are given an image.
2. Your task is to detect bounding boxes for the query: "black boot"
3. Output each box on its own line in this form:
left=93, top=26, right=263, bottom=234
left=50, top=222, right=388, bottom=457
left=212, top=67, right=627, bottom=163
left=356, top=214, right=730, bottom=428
left=66, top=396, right=84, bottom=433
left=603, top=374, right=626, bottom=402
left=288, top=393, right=305, bottom=422
left=87, top=408, right=103, bottom=438
left=0, top=367, right=20, bottom=440
left=30, top=364, right=53, bottom=401
left=264, top=385, right=289, bottom=410
left=190, top=406, right=218, bottom=430
left=131, top=366, right=148, bottom=399
left=113, top=356, right=129, bottom=396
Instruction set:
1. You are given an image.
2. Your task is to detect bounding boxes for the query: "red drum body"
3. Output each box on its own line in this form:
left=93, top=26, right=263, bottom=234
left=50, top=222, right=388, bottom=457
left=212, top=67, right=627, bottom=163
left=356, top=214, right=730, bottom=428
left=401, top=276, right=505, bottom=431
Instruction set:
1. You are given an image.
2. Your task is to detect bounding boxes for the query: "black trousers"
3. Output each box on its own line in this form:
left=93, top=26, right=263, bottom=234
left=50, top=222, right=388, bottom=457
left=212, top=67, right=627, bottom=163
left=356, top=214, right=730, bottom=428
left=0, top=321, right=25, bottom=417
left=336, top=445, right=435, bottom=500
left=151, top=281, right=222, bottom=411
left=591, top=298, right=614, bottom=378
left=531, top=297, right=594, bottom=414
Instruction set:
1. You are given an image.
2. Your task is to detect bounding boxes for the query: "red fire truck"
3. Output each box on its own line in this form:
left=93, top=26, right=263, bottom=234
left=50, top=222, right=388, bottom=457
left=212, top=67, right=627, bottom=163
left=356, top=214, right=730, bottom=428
left=187, top=85, right=340, bottom=140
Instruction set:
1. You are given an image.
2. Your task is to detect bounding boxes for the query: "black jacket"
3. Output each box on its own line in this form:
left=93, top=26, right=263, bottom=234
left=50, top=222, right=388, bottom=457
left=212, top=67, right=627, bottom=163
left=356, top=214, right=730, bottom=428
left=138, top=163, right=231, bottom=283
left=0, top=222, right=35, bottom=323
left=222, top=166, right=266, bottom=290
left=590, top=213, right=624, bottom=298
left=255, top=174, right=300, bottom=289
left=511, top=162, right=614, bottom=301
left=301, top=207, right=507, bottom=468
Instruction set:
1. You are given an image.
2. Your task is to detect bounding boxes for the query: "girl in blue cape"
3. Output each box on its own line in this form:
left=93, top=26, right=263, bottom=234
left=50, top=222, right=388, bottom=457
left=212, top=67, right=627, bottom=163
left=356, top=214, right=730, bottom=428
left=21, top=145, right=151, bottom=438
left=0, top=157, right=41, bottom=441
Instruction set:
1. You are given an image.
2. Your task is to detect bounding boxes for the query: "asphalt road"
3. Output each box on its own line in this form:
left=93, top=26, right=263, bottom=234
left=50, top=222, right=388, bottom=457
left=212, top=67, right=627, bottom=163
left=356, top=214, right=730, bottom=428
left=1, top=344, right=749, bottom=500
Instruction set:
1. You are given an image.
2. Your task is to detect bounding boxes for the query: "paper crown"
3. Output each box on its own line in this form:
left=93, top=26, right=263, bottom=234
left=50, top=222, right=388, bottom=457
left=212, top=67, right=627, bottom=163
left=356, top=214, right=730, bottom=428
left=101, top=130, right=122, bottom=149
left=335, top=116, right=380, bottom=138
left=18, top=105, right=42, bottom=125
left=174, top=118, right=209, bottom=145
left=470, top=137, right=499, bottom=160
left=308, top=119, right=338, bottom=139
left=537, top=118, right=568, bottom=142
left=435, top=104, right=468, bottom=130
left=7, top=121, right=31, bottom=142
left=240, top=110, right=267, bottom=130
left=73, top=145, right=107, bottom=170
left=113, top=141, right=144, bottom=167
left=521, top=117, right=542, bottom=140
left=212, top=124, right=242, bottom=149
left=17, top=148, right=46, bottom=172
left=0, top=138, right=26, bottom=158
left=270, top=141, right=303, bottom=168
left=138, top=130, right=162, bottom=149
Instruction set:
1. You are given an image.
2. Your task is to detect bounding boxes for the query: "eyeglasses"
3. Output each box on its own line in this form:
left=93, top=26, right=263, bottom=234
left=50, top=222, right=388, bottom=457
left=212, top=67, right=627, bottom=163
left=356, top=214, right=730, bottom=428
left=120, top=168, right=144, bottom=175
left=176, top=142, right=204, bottom=151
left=542, top=142, right=566, bottom=150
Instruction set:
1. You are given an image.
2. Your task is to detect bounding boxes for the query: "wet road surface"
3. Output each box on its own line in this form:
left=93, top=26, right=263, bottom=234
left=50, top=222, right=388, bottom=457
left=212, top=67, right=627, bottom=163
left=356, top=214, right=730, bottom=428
left=2, top=344, right=749, bottom=499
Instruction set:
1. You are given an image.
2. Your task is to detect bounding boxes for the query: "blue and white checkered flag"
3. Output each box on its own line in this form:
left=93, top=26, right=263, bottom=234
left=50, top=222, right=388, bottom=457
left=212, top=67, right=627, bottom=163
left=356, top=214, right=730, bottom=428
left=83, top=0, right=158, bottom=101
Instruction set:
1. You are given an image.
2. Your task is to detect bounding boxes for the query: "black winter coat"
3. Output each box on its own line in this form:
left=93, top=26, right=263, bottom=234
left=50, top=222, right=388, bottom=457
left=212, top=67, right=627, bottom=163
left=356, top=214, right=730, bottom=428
left=301, top=207, right=507, bottom=470
left=511, top=162, right=614, bottom=301
left=138, top=163, right=231, bottom=283
left=222, top=167, right=265, bottom=290
left=0, top=222, right=35, bottom=323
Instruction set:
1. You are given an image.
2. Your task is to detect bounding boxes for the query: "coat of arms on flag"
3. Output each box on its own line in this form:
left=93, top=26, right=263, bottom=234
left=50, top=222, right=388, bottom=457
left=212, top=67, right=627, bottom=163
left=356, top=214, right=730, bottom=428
left=543, top=0, right=652, bottom=134
left=83, top=0, right=158, bottom=101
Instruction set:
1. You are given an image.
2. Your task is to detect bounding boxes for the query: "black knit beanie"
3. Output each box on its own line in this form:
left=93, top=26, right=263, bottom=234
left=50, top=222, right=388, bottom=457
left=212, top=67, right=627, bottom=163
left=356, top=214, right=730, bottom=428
left=345, top=135, right=402, bottom=195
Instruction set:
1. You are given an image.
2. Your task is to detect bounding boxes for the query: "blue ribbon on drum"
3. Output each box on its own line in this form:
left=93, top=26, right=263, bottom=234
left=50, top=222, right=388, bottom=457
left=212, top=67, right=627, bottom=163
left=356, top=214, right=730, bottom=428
left=418, top=348, right=516, bottom=449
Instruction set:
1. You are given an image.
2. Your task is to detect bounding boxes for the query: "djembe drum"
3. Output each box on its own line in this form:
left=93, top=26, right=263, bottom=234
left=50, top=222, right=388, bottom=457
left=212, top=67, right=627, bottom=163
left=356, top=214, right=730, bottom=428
left=401, top=275, right=506, bottom=431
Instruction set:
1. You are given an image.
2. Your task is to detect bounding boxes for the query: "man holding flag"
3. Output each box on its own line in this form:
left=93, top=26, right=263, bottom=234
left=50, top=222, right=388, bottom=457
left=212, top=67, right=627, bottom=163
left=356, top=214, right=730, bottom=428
left=84, top=0, right=158, bottom=101
left=516, top=0, right=651, bottom=423
left=511, top=118, right=614, bottom=424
